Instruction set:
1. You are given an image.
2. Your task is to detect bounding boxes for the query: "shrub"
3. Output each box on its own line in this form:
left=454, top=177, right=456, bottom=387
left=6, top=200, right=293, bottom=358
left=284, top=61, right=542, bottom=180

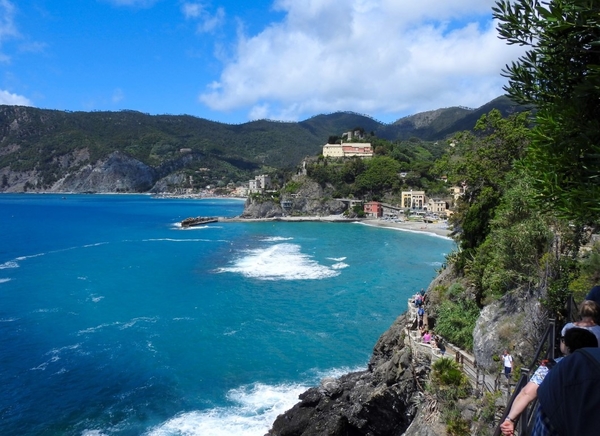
left=435, top=298, right=479, bottom=350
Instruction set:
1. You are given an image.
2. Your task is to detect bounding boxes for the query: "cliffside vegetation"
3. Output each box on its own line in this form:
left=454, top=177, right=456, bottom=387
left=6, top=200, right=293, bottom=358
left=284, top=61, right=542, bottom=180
left=305, top=138, right=448, bottom=201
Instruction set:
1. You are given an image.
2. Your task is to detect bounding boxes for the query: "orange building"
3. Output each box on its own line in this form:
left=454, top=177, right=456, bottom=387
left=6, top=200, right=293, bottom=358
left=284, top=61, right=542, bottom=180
left=364, top=201, right=383, bottom=218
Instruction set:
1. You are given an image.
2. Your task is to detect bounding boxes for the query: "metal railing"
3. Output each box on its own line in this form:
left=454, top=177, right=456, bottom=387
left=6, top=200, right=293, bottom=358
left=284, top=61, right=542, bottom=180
left=492, top=318, right=557, bottom=436
left=492, top=293, right=578, bottom=436
left=407, top=294, right=578, bottom=436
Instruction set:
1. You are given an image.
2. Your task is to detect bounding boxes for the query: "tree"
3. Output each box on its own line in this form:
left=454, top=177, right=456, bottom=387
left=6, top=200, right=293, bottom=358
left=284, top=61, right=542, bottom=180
left=493, top=0, right=600, bottom=223
left=434, top=110, right=531, bottom=269
left=355, top=156, right=401, bottom=194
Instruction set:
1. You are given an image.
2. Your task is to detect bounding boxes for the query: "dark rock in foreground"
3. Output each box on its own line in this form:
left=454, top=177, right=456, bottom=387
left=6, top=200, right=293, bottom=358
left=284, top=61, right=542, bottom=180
left=267, top=314, right=433, bottom=436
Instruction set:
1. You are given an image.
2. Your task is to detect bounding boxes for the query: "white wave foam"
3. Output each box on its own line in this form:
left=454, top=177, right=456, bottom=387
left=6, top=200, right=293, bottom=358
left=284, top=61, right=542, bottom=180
left=144, top=238, right=212, bottom=242
left=33, top=308, right=59, bottom=313
left=0, top=317, right=18, bottom=322
left=15, top=252, right=45, bottom=261
left=30, top=344, right=81, bottom=371
left=354, top=221, right=453, bottom=240
left=427, top=261, right=444, bottom=267
left=78, top=322, right=121, bottom=335
left=82, top=242, right=109, bottom=248
left=90, top=295, right=104, bottom=303
left=82, top=430, right=108, bottom=436
left=261, top=236, right=294, bottom=242
left=120, top=317, right=158, bottom=330
left=176, top=225, right=224, bottom=231
left=0, top=278, right=12, bottom=284
left=145, top=382, right=309, bottom=436
left=327, top=257, right=346, bottom=262
left=331, top=262, right=349, bottom=270
left=217, top=243, right=342, bottom=281
left=0, top=261, right=19, bottom=270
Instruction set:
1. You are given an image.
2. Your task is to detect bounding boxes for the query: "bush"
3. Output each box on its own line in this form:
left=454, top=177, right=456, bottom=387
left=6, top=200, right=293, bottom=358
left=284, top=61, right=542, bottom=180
left=435, top=298, right=479, bottom=350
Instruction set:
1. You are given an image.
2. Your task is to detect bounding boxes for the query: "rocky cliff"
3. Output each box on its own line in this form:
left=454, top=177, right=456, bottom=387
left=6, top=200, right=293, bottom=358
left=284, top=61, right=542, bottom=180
left=241, top=176, right=347, bottom=218
left=266, top=267, right=459, bottom=435
left=267, top=313, right=432, bottom=436
left=0, top=149, right=200, bottom=193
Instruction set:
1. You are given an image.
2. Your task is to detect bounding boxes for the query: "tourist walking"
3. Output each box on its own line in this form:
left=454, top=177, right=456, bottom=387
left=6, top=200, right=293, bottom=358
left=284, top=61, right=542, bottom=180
left=501, top=350, right=513, bottom=381
left=435, top=335, right=446, bottom=356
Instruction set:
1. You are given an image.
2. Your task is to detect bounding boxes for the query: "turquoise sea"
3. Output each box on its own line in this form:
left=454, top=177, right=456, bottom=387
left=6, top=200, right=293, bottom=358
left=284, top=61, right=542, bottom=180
left=0, top=194, right=453, bottom=435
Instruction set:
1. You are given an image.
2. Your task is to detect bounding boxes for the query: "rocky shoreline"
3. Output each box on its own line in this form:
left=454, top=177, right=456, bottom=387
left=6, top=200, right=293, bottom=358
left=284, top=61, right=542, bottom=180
left=266, top=265, right=456, bottom=436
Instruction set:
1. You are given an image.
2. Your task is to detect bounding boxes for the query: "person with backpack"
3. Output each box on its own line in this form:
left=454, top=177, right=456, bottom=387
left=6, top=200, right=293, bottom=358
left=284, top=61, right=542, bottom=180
left=500, top=328, right=598, bottom=435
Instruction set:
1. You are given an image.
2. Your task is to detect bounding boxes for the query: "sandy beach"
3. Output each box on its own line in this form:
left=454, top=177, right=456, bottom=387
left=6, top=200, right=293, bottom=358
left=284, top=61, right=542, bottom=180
left=359, top=218, right=452, bottom=238
left=221, top=215, right=453, bottom=238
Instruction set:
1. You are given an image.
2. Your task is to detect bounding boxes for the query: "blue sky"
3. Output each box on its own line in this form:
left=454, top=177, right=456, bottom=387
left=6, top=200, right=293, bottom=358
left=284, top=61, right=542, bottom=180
left=0, top=0, right=525, bottom=124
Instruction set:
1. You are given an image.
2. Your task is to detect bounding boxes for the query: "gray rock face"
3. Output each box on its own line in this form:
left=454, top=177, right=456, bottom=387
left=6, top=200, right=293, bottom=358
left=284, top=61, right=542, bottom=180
left=267, top=314, right=431, bottom=436
left=241, top=177, right=347, bottom=218
left=52, top=151, right=156, bottom=192
left=473, top=292, right=546, bottom=371
left=240, top=199, right=284, bottom=218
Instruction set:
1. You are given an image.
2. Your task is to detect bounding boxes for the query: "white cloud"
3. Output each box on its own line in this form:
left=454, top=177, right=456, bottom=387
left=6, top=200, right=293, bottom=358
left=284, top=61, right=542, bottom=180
left=0, top=0, right=19, bottom=62
left=181, top=2, right=225, bottom=33
left=199, top=0, right=526, bottom=121
left=182, top=2, right=204, bottom=19
left=112, top=88, right=124, bottom=103
left=103, top=0, right=159, bottom=7
left=0, top=89, right=32, bottom=106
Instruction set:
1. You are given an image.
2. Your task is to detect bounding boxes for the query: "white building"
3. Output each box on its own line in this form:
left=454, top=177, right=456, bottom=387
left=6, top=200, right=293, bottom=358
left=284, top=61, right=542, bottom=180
left=322, top=142, right=373, bottom=158
left=248, top=175, right=272, bottom=194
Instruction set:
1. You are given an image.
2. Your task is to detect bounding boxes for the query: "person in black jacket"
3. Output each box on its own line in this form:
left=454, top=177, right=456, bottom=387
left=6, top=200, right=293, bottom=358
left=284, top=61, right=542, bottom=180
left=532, top=347, right=600, bottom=435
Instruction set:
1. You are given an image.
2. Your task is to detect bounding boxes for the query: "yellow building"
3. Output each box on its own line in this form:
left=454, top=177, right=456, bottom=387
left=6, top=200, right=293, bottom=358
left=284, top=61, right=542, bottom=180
left=402, top=190, right=426, bottom=209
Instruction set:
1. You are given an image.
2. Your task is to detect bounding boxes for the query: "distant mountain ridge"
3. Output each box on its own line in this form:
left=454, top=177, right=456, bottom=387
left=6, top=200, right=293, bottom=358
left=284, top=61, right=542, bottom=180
left=0, top=96, right=527, bottom=193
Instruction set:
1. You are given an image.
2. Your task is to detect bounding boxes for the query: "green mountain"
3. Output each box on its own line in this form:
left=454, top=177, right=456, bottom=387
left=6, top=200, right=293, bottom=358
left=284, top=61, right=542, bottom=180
left=0, top=96, right=528, bottom=193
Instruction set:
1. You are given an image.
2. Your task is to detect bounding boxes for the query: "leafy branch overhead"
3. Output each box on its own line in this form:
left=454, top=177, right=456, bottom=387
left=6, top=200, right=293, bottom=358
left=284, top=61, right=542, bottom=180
left=493, top=0, right=600, bottom=223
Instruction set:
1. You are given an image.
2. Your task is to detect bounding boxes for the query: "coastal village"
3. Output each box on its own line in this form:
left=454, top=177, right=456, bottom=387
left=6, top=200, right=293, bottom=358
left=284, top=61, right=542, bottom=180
left=176, top=129, right=463, bottom=234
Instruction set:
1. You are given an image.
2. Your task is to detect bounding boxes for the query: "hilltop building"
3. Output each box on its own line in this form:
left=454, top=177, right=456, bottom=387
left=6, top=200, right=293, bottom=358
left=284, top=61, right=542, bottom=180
left=322, top=142, right=373, bottom=158
left=248, top=175, right=272, bottom=194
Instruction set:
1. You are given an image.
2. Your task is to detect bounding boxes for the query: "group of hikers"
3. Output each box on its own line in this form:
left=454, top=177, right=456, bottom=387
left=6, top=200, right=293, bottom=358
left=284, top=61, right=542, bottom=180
left=413, top=289, right=446, bottom=356
left=499, top=285, right=600, bottom=436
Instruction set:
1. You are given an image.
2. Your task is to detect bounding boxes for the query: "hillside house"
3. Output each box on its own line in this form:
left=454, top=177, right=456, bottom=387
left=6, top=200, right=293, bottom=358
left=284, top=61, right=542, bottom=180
left=364, top=201, right=383, bottom=218
left=427, top=198, right=447, bottom=214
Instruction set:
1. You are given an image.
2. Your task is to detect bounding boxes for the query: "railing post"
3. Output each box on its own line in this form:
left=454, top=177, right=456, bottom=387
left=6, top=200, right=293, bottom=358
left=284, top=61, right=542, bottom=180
left=549, top=318, right=556, bottom=360
left=517, top=368, right=530, bottom=434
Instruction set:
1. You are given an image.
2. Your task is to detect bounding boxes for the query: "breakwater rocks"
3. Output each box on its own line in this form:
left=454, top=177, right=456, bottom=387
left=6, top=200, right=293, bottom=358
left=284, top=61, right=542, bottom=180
left=267, top=313, right=435, bottom=436
left=180, top=216, right=218, bottom=227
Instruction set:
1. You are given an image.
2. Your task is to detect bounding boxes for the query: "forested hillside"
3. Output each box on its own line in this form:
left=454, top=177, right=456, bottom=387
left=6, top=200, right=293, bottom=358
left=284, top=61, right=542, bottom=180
left=0, top=96, right=525, bottom=193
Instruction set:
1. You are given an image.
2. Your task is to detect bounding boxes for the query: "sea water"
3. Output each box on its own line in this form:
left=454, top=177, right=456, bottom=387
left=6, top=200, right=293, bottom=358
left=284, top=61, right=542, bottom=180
left=0, top=194, right=454, bottom=436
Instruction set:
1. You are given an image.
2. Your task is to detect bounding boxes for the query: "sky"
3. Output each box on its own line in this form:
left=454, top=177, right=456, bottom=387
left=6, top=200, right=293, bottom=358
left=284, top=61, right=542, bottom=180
left=0, top=0, right=526, bottom=124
